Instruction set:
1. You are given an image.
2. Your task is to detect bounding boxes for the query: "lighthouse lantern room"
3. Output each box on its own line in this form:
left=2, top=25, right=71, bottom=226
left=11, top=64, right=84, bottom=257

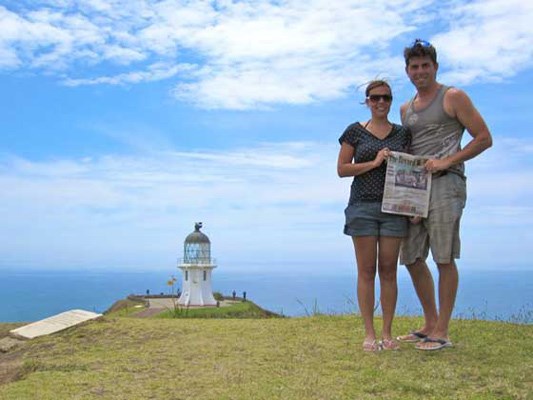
left=177, top=222, right=217, bottom=306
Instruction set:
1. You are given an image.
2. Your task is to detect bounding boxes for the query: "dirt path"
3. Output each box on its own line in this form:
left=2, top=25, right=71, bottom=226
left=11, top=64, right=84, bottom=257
left=132, top=298, right=241, bottom=318
left=0, top=325, right=26, bottom=386
left=133, top=308, right=165, bottom=318
left=0, top=350, right=24, bottom=386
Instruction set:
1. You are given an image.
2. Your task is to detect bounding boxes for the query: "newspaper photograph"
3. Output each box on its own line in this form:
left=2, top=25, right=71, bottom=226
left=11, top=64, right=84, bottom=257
left=381, top=151, right=432, bottom=218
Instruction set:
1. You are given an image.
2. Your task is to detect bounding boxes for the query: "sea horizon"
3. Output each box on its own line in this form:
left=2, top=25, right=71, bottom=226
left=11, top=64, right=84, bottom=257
left=1, top=266, right=531, bottom=324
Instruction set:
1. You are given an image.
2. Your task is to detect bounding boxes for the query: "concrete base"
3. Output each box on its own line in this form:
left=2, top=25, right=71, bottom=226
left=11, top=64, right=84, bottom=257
left=10, top=309, right=102, bottom=340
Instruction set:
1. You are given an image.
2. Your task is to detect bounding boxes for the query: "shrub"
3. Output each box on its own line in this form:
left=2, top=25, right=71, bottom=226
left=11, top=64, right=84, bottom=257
left=213, top=292, right=224, bottom=301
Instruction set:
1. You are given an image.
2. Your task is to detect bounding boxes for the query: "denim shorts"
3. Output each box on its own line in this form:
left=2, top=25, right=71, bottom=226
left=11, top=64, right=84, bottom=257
left=344, top=202, right=408, bottom=237
left=400, top=172, right=467, bottom=265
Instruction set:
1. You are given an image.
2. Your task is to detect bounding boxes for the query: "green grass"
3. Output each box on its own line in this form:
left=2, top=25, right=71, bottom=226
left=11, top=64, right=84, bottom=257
left=104, top=298, right=148, bottom=317
left=156, top=300, right=281, bottom=319
left=0, top=315, right=531, bottom=399
left=104, top=297, right=281, bottom=319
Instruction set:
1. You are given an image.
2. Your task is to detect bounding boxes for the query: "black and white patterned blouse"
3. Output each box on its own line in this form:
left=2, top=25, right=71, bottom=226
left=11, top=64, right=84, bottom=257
left=339, top=122, right=411, bottom=204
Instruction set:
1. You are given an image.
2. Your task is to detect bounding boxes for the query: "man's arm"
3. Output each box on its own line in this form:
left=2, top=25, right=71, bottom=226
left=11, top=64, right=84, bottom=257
left=426, top=88, right=492, bottom=172
left=399, top=102, right=409, bottom=123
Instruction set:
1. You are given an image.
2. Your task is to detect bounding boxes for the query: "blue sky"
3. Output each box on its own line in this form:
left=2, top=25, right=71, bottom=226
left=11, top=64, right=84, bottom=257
left=0, top=0, right=532, bottom=272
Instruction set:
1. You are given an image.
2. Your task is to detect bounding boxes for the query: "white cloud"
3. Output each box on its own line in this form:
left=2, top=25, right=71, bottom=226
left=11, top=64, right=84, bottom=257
left=0, top=1, right=532, bottom=108
left=433, top=0, right=533, bottom=84
left=0, top=1, right=422, bottom=108
left=0, top=44, right=20, bottom=68
left=0, top=142, right=345, bottom=268
left=63, top=62, right=194, bottom=86
left=0, top=135, right=531, bottom=269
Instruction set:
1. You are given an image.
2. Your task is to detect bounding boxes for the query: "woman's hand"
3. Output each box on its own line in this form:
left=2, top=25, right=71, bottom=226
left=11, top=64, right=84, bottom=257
left=373, top=147, right=390, bottom=168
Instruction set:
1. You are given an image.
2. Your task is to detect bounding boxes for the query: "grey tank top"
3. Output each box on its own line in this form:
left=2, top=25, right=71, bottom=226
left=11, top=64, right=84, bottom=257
left=402, top=85, right=465, bottom=176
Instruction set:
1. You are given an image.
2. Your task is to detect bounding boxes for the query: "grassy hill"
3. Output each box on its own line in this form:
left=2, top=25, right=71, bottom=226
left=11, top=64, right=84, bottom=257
left=0, top=315, right=531, bottom=399
left=106, top=296, right=283, bottom=319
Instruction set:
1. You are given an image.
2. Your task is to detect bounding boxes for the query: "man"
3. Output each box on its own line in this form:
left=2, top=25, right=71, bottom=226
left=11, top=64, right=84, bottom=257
left=398, top=39, right=492, bottom=350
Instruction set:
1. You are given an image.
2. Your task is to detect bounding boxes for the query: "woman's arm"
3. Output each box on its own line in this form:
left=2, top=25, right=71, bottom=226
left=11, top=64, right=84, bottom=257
left=337, top=142, right=389, bottom=177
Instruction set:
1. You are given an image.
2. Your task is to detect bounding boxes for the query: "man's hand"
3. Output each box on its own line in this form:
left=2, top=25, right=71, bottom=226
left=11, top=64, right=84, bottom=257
left=424, top=158, right=452, bottom=173
left=409, top=216, right=422, bottom=224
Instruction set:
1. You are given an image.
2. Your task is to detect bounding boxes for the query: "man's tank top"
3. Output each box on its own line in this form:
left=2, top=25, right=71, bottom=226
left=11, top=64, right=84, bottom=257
left=402, top=85, right=465, bottom=176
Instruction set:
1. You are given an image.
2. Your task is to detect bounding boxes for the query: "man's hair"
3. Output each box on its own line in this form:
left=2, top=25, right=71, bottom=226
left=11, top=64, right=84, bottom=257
left=403, top=39, right=437, bottom=66
left=364, top=80, right=392, bottom=97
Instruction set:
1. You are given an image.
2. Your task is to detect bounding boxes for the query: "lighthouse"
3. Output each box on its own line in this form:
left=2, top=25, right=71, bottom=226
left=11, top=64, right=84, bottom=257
left=177, top=222, right=217, bottom=306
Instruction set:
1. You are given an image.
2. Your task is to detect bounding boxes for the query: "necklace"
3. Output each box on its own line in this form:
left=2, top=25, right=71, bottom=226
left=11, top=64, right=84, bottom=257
left=365, top=120, right=393, bottom=139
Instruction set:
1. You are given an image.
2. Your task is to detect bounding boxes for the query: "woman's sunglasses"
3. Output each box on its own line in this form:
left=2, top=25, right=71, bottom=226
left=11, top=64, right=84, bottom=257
left=367, top=94, right=393, bottom=103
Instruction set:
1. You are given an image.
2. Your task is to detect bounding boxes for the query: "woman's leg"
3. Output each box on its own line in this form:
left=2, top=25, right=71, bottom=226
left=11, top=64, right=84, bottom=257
left=353, top=236, right=378, bottom=343
left=377, top=236, right=402, bottom=341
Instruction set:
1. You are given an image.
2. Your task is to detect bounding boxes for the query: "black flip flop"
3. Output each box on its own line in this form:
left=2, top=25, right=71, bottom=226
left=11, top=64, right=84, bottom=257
left=396, top=331, right=427, bottom=343
left=416, top=337, right=453, bottom=351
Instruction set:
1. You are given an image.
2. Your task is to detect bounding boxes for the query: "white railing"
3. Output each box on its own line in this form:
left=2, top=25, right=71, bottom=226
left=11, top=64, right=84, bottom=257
left=177, top=258, right=217, bottom=265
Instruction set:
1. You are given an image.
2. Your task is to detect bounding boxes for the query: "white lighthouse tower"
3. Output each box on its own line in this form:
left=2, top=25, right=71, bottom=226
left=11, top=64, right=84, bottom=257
left=177, top=222, right=217, bottom=306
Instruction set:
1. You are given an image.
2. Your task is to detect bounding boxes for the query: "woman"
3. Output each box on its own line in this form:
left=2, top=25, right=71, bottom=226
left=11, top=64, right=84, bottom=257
left=337, top=80, right=410, bottom=352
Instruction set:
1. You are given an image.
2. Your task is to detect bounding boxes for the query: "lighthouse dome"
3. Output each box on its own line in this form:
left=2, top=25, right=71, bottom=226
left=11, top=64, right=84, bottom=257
left=183, top=222, right=211, bottom=264
left=185, top=222, right=210, bottom=244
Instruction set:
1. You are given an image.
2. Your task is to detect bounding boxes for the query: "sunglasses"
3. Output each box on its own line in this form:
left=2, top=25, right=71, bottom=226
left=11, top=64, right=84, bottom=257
left=411, top=39, right=432, bottom=48
left=367, top=94, right=393, bottom=103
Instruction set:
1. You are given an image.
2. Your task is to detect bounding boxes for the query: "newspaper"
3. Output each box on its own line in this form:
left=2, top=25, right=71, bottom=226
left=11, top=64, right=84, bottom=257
left=381, top=151, right=431, bottom=218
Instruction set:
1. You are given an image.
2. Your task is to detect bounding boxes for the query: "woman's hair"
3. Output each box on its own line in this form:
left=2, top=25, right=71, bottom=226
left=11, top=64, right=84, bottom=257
left=365, top=80, right=392, bottom=97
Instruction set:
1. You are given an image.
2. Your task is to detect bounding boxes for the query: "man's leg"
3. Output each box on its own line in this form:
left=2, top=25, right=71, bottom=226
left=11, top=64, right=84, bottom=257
left=431, top=261, right=459, bottom=333
left=415, top=261, right=458, bottom=349
left=405, top=259, right=438, bottom=335
left=416, top=173, right=464, bottom=348
left=436, top=261, right=459, bottom=338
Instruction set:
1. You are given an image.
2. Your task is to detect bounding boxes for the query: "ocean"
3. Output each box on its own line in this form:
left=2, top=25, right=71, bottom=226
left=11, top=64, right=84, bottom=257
left=1, top=267, right=531, bottom=323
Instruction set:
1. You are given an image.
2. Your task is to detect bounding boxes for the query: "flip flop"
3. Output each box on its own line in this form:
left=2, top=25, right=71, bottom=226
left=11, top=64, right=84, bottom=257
left=380, top=339, right=400, bottom=351
left=416, top=337, right=453, bottom=351
left=396, top=331, right=427, bottom=343
left=362, top=340, right=381, bottom=352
